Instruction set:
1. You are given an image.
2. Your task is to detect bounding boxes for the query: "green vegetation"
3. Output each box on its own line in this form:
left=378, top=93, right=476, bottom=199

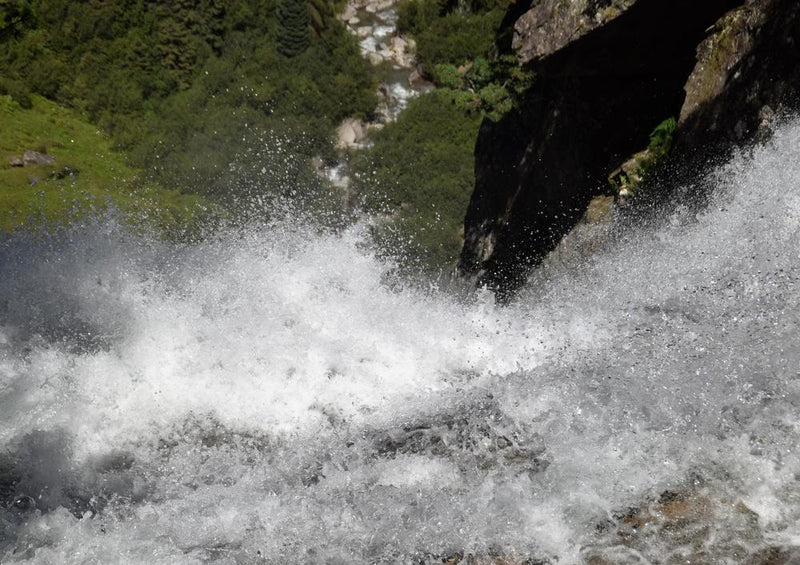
left=0, top=0, right=376, bottom=231
left=0, top=0, right=524, bottom=276
left=344, top=0, right=524, bottom=273
left=395, top=0, right=528, bottom=122
left=277, top=0, right=311, bottom=56
left=397, top=0, right=507, bottom=70
left=350, top=92, right=482, bottom=273
left=610, top=117, right=677, bottom=197
left=434, top=55, right=532, bottom=120
left=0, top=94, right=209, bottom=234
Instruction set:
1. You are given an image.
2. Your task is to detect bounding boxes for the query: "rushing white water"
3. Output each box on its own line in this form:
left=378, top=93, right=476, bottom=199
left=1, top=119, right=799, bottom=564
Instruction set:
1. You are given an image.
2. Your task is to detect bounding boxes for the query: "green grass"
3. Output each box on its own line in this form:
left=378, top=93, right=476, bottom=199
left=0, top=94, right=211, bottom=234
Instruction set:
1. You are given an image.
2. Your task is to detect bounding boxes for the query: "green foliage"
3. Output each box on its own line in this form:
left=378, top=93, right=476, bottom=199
left=397, top=0, right=526, bottom=122
left=609, top=117, right=677, bottom=197
left=0, top=0, right=377, bottom=226
left=350, top=92, right=482, bottom=273
left=0, top=76, right=31, bottom=108
left=397, top=0, right=507, bottom=70
left=646, top=116, right=677, bottom=159
left=277, top=0, right=310, bottom=57
left=0, top=94, right=211, bottom=235
left=432, top=55, right=532, bottom=120
left=0, top=0, right=34, bottom=40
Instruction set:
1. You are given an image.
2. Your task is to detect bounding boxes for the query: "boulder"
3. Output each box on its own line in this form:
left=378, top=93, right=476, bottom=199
left=23, top=150, right=56, bottom=165
left=336, top=118, right=367, bottom=150
left=389, top=35, right=415, bottom=67
left=339, top=4, right=356, bottom=21
left=407, top=66, right=434, bottom=91
left=8, top=156, right=23, bottom=167
left=366, top=51, right=384, bottom=66
left=50, top=166, right=78, bottom=180
left=512, top=0, right=637, bottom=64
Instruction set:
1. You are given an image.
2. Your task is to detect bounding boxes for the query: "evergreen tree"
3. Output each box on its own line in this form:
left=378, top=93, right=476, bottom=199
left=0, top=0, right=34, bottom=41
left=276, top=0, right=309, bottom=57
left=307, top=0, right=332, bottom=37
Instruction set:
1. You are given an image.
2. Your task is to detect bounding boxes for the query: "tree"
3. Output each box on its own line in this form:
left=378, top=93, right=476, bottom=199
left=276, top=0, right=309, bottom=57
left=0, top=0, right=34, bottom=41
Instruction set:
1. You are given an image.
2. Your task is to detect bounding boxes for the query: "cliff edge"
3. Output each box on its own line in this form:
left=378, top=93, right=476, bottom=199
left=459, top=0, right=800, bottom=298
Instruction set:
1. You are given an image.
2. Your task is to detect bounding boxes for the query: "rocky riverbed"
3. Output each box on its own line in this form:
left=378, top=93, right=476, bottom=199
left=320, top=0, right=434, bottom=189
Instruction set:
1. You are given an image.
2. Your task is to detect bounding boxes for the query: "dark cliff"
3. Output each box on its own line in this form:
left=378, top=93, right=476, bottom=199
left=459, top=0, right=800, bottom=298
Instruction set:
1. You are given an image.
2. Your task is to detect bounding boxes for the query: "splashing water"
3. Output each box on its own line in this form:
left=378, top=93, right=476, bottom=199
left=1, top=119, right=799, bottom=565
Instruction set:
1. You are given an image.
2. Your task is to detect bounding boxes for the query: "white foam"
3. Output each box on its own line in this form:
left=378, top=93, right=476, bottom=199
left=2, top=120, right=800, bottom=563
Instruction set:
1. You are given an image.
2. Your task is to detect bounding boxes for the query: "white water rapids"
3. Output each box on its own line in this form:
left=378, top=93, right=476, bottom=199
left=1, top=119, right=799, bottom=564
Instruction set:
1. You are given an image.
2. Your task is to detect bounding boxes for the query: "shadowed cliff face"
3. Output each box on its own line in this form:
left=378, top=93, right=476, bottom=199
left=459, top=0, right=745, bottom=298
left=676, top=0, right=800, bottom=154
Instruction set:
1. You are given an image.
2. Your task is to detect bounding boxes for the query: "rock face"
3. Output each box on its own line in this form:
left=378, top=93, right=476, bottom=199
left=512, top=0, right=637, bottom=64
left=677, top=0, right=800, bottom=152
left=459, top=0, right=800, bottom=297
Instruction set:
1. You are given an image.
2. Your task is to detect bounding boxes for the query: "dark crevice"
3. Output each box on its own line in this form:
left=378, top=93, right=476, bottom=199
left=460, top=0, right=744, bottom=299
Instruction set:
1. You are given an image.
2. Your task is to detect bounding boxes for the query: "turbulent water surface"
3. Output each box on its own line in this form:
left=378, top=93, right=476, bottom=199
left=1, top=120, right=800, bottom=564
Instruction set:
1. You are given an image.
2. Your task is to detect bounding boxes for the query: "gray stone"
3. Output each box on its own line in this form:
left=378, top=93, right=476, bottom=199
left=336, top=118, right=367, bottom=150
left=339, top=4, right=356, bottom=21
left=22, top=150, right=56, bottom=165
left=512, top=0, right=637, bottom=64
left=366, top=51, right=384, bottom=66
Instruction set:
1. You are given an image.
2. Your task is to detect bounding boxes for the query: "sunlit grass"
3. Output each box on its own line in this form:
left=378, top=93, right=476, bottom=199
left=0, top=94, right=211, bottom=235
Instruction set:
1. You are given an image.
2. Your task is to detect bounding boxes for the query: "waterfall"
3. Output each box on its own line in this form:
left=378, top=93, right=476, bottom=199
left=1, top=118, right=799, bottom=564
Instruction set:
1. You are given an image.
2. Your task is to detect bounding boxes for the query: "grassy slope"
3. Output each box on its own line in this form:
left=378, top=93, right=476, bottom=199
left=0, top=94, right=209, bottom=233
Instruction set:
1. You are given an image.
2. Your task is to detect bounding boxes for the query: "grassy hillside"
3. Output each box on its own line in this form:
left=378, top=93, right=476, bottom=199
left=0, top=0, right=376, bottom=219
left=0, top=94, right=209, bottom=233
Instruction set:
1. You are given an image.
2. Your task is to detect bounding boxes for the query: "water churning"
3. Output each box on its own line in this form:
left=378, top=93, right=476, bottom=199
left=1, top=119, right=799, bottom=564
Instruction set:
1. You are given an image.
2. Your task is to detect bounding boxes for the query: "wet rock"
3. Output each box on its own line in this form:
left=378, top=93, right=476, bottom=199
left=592, top=488, right=790, bottom=564
left=459, top=0, right=759, bottom=298
left=11, top=495, right=36, bottom=513
left=675, top=0, right=800, bottom=155
left=433, top=553, right=551, bottom=565
left=336, top=118, right=367, bottom=150
left=370, top=397, right=548, bottom=476
left=751, top=546, right=800, bottom=565
left=22, top=149, right=55, bottom=165
left=512, top=0, right=638, bottom=64
left=366, top=51, right=384, bottom=66
left=581, top=545, right=650, bottom=565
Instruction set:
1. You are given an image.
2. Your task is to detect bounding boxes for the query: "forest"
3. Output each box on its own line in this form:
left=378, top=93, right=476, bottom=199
left=1, top=0, right=512, bottom=273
